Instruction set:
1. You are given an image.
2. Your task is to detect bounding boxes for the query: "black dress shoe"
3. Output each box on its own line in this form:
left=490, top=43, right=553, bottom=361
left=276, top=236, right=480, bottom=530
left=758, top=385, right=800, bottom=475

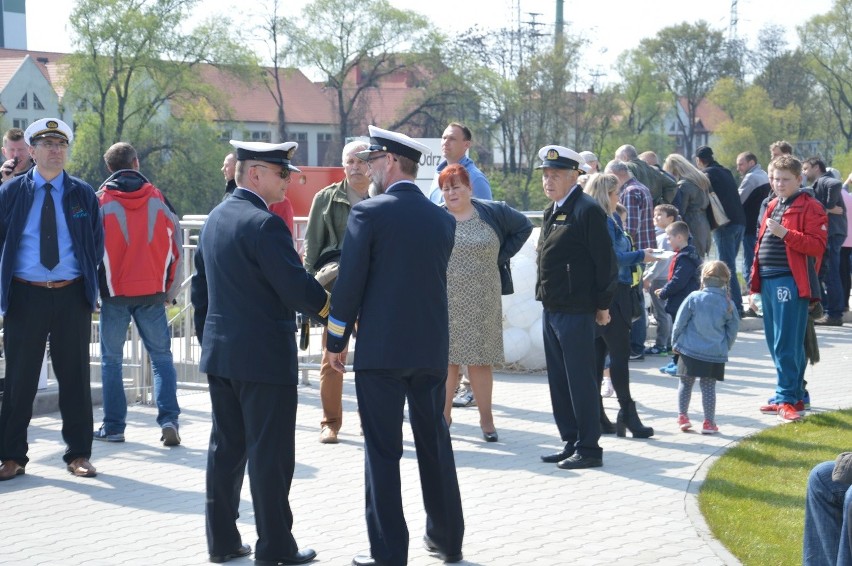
left=540, top=444, right=574, bottom=463
left=482, top=430, right=498, bottom=442
left=556, top=453, right=603, bottom=470
left=255, top=548, right=316, bottom=565
left=210, top=544, right=251, bottom=563
left=423, top=535, right=463, bottom=563
left=351, top=555, right=378, bottom=566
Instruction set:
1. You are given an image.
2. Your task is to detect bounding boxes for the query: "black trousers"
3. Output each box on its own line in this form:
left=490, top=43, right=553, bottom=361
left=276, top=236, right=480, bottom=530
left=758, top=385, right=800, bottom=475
left=0, top=279, right=92, bottom=465
left=595, top=283, right=634, bottom=405
left=205, top=375, right=300, bottom=562
left=355, top=368, right=464, bottom=566
left=542, top=310, right=602, bottom=458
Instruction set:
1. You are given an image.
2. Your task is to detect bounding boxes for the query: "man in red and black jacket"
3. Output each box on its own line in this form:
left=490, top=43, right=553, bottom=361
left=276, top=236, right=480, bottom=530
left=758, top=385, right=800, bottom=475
left=94, top=142, right=183, bottom=447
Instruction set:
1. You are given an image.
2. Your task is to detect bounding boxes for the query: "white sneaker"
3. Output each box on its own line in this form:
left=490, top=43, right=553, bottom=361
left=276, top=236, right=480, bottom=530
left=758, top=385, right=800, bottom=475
left=452, top=387, right=476, bottom=407
left=601, top=378, right=614, bottom=398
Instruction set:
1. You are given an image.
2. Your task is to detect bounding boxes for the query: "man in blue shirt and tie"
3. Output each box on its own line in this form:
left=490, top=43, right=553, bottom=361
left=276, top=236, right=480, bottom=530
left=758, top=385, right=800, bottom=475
left=0, top=118, right=104, bottom=481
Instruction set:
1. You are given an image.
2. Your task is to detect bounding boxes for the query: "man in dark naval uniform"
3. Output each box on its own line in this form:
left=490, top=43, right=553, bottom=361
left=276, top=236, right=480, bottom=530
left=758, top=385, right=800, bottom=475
left=191, top=139, right=329, bottom=565
left=536, top=145, right=617, bottom=470
left=325, top=125, right=464, bottom=566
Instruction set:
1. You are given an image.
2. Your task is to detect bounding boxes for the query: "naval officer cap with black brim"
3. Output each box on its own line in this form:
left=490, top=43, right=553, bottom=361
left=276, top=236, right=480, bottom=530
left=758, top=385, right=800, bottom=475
left=25, top=118, right=74, bottom=145
left=354, top=125, right=431, bottom=163
left=230, top=139, right=302, bottom=172
left=536, top=145, right=592, bottom=173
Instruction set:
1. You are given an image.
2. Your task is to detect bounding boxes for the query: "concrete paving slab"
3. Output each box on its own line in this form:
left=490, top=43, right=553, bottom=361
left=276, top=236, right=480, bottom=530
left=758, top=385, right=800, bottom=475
left=2, top=324, right=851, bottom=565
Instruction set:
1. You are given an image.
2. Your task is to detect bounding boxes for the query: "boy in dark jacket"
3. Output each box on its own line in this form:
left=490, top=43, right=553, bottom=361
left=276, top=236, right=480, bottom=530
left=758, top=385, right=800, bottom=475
left=656, top=221, right=702, bottom=374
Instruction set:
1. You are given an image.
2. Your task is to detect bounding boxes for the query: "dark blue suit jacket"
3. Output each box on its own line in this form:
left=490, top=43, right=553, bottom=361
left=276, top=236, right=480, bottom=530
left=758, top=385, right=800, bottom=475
left=191, top=188, right=329, bottom=384
left=326, top=181, right=456, bottom=371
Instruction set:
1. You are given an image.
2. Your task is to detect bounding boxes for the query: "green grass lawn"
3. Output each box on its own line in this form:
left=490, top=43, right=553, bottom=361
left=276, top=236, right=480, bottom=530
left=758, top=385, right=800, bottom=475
left=699, top=409, right=852, bottom=566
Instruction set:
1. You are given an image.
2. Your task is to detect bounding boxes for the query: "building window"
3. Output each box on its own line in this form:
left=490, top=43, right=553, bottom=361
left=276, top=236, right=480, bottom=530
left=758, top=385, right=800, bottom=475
left=250, top=131, right=271, bottom=142
left=16, top=93, right=26, bottom=109
left=292, top=132, right=309, bottom=165
left=218, top=129, right=231, bottom=141
left=12, top=119, right=27, bottom=129
left=317, top=133, right=333, bottom=166
left=33, top=93, right=44, bottom=110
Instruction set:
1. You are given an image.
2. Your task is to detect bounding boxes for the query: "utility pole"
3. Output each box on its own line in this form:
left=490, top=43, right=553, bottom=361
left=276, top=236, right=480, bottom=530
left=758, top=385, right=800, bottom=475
left=555, top=0, right=564, bottom=45
left=728, top=0, right=738, bottom=41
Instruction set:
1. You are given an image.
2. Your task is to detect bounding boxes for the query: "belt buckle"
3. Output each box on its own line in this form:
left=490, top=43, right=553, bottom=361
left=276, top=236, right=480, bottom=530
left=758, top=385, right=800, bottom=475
left=45, top=280, right=56, bottom=289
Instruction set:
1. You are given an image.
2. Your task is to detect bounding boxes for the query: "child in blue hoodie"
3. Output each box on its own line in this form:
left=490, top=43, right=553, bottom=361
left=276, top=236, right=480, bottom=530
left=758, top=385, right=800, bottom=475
left=671, top=261, right=740, bottom=433
left=655, top=221, right=701, bottom=374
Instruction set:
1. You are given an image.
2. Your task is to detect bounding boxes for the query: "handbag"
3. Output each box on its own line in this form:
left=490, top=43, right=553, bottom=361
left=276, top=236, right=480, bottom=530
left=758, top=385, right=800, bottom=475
left=624, top=227, right=645, bottom=322
left=630, top=283, right=644, bottom=322
left=707, top=190, right=730, bottom=229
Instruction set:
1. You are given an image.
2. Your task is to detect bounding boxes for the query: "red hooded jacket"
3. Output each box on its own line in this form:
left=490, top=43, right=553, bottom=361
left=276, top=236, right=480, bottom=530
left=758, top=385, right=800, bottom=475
left=98, top=170, right=182, bottom=304
left=749, top=191, right=827, bottom=299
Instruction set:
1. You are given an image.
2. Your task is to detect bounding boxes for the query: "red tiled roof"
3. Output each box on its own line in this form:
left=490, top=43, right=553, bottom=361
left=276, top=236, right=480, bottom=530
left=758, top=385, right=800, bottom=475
left=198, top=64, right=335, bottom=125
left=679, top=97, right=730, bottom=132
left=0, top=50, right=69, bottom=98
left=0, top=57, right=24, bottom=90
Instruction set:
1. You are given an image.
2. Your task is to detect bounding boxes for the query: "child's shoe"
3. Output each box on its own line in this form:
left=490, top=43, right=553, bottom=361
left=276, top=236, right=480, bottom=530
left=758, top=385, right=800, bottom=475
left=677, top=414, right=692, bottom=432
left=601, top=377, right=614, bottom=398
left=777, top=403, right=803, bottom=423
left=700, top=420, right=719, bottom=434
left=760, top=400, right=806, bottom=414
left=659, top=362, right=677, bottom=375
left=644, top=345, right=669, bottom=356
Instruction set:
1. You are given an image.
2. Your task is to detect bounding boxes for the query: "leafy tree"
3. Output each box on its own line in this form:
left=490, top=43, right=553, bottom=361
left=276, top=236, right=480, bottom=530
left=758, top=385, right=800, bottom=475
left=708, top=79, right=800, bottom=167
left=257, top=0, right=292, bottom=142
left=800, top=0, right=852, bottom=151
left=641, top=21, right=730, bottom=158
left=286, top=0, right=433, bottom=144
left=65, top=0, right=254, bottom=187
left=615, top=49, right=669, bottom=139
left=753, top=27, right=813, bottom=111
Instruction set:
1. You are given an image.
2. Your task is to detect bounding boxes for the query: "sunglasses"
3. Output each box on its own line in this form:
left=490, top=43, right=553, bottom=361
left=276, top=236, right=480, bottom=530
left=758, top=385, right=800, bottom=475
left=251, top=164, right=290, bottom=180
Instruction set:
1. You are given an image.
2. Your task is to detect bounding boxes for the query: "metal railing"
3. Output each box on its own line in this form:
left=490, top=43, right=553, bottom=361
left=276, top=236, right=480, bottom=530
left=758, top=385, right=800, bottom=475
left=85, top=216, right=324, bottom=403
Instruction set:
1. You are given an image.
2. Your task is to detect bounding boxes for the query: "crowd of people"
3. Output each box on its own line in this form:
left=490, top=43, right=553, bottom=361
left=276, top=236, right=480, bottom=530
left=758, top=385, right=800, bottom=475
left=0, top=113, right=850, bottom=565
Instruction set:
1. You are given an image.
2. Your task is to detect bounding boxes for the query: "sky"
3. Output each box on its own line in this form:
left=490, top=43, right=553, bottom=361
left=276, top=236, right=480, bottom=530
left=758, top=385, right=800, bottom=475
left=25, top=0, right=836, bottom=84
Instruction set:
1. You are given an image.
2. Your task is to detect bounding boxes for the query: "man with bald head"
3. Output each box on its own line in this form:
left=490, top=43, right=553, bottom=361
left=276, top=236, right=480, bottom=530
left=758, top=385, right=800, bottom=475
left=615, top=144, right=677, bottom=204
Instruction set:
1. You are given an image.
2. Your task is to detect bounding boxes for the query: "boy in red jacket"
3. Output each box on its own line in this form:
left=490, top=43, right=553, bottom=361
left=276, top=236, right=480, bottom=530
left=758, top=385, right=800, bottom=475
left=749, top=155, right=827, bottom=423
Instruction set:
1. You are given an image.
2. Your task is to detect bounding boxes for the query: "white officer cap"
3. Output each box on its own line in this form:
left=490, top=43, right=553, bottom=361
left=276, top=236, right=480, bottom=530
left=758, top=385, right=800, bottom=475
left=25, top=118, right=73, bottom=145
left=230, top=140, right=301, bottom=172
left=536, top=145, right=591, bottom=172
left=355, top=125, right=430, bottom=163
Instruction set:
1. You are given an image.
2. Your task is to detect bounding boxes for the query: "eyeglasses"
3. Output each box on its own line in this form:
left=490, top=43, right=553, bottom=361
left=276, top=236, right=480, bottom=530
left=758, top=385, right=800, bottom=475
left=35, top=141, right=68, bottom=151
left=363, top=153, right=387, bottom=168
left=251, top=164, right=290, bottom=180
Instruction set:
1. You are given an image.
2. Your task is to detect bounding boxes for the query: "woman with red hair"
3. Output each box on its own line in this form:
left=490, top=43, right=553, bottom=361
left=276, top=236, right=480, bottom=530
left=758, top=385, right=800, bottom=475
left=439, top=163, right=532, bottom=442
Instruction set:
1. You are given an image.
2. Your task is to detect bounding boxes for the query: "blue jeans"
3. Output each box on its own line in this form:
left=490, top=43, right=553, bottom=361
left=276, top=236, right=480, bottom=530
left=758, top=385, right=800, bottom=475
left=823, top=234, right=846, bottom=319
left=742, top=230, right=757, bottom=289
left=99, top=302, right=180, bottom=433
left=803, top=461, right=852, bottom=566
left=713, top=223, right=745, bottom=313
left=648, top=279, right=671, bottom=349
left=760, top=274, right=808, bottom=404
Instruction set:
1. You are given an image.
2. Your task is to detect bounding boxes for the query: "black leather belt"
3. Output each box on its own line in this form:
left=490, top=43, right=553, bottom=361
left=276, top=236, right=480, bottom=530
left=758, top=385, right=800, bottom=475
left=13, top=276, right=82, bottom=289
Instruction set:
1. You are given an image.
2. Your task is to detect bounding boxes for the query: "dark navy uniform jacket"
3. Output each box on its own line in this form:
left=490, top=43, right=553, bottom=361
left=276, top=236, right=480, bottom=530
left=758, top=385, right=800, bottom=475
left=325, top=181, right=456, bottom=371
left=191, top=188, right=329, bottom=384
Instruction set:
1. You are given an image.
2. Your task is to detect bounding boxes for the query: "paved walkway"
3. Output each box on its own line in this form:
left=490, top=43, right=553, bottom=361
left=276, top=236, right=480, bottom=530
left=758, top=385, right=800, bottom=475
left=3, top=322, right=852, bottom=566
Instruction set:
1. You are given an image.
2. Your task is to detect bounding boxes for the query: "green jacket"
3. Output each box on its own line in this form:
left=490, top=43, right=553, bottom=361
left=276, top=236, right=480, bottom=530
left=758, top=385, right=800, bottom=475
left=626, top=158, right=677, bottom=205
left=303, top=179, right=354, bottom=274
